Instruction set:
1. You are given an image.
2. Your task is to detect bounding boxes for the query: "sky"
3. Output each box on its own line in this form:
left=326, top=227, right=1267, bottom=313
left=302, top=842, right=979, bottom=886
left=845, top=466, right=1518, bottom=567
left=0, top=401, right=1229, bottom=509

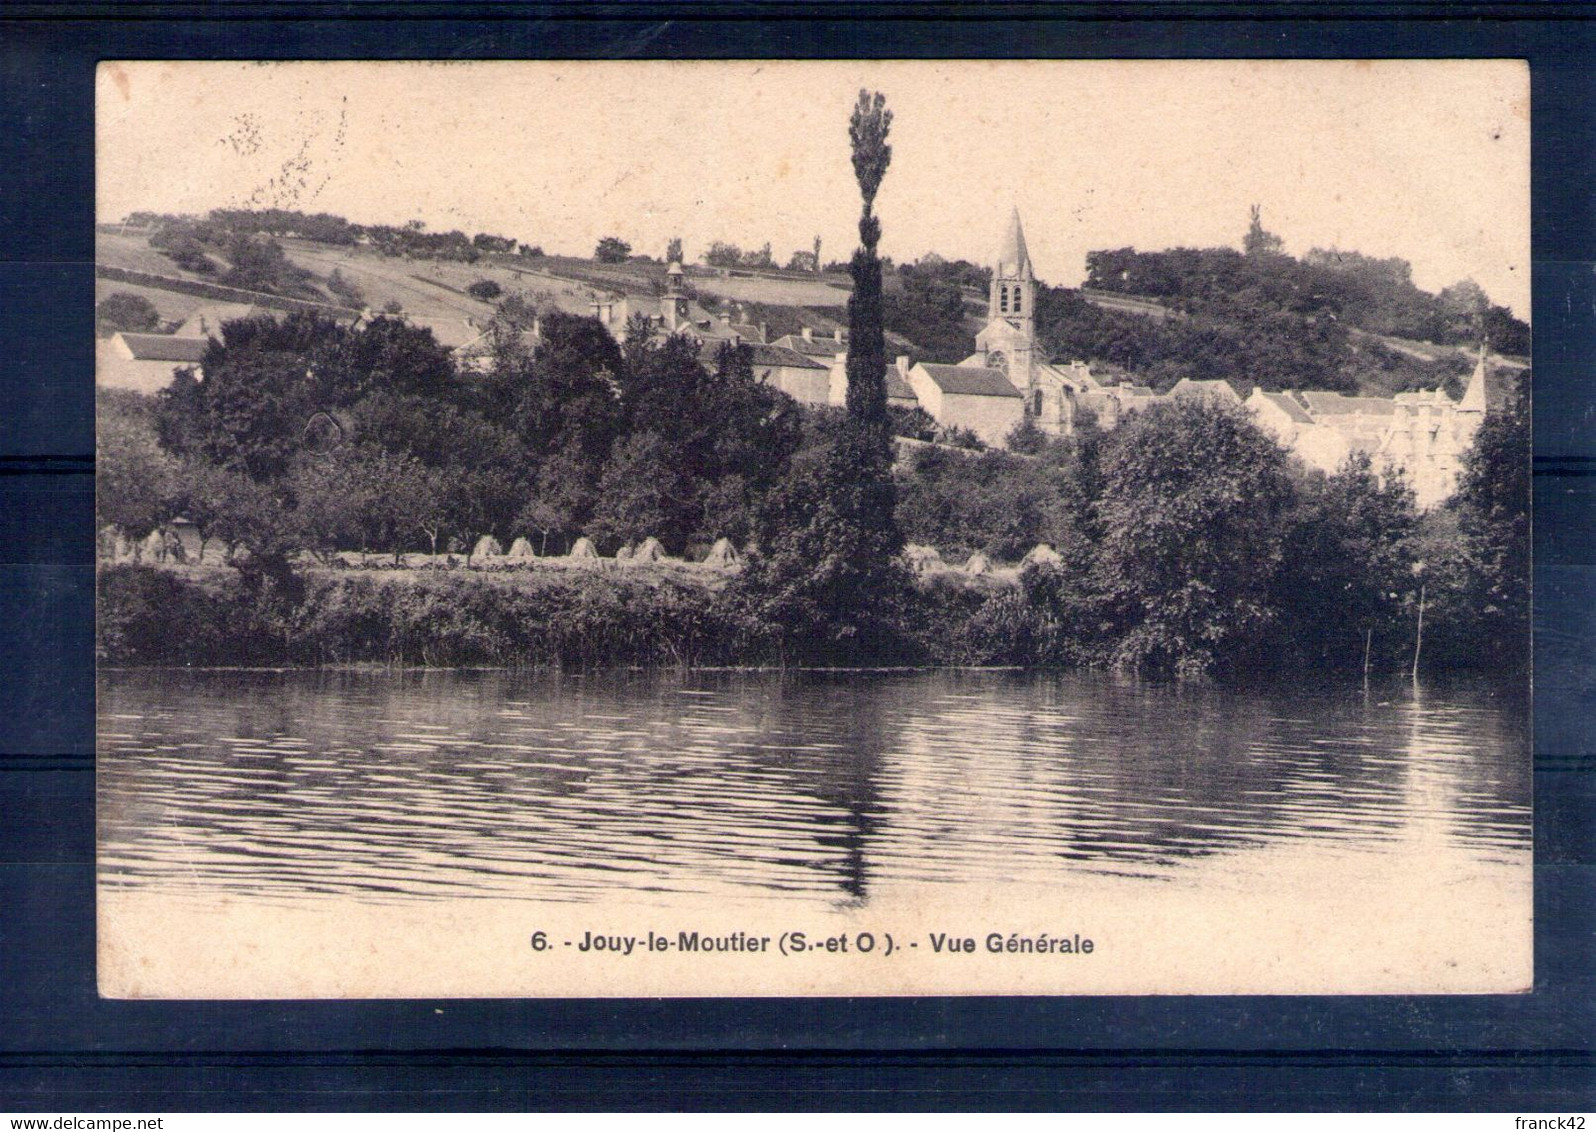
left=97, top=59, right=1531, bottom=317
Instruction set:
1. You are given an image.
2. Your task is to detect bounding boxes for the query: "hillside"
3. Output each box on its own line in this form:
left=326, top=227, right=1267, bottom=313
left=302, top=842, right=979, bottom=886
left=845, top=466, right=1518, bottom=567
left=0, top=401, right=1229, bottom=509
left=1036, top=241, right=1530, bottom=397
left=98, top=208, right=1528, bottom=399
left=97, top=218, right=853, bottom=354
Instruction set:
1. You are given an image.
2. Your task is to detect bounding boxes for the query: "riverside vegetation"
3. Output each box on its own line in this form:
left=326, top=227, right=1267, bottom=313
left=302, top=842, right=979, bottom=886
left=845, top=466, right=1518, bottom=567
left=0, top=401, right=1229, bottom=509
left=97, top=92, right=1530, bottom=678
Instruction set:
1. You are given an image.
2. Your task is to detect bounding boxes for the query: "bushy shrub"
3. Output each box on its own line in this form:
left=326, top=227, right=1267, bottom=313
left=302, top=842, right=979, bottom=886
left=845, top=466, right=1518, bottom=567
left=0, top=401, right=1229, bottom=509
left=96, top=292, right=161, bottom=334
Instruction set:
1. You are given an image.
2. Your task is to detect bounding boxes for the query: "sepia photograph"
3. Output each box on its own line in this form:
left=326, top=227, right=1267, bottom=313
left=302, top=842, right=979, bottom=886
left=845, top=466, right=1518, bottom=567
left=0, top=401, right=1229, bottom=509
left=93, top=59, right=1532, bottom=998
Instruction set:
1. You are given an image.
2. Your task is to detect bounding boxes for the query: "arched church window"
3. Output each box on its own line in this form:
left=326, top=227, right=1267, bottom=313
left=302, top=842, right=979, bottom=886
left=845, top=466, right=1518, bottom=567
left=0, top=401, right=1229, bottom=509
left=999, top=285, right=1008, bottom=314
left=1033, top=389, right=1043, bottom=416
left=1012, top=288, right=1022, bottom=315
left=988, top=351, right=1007, bottom=374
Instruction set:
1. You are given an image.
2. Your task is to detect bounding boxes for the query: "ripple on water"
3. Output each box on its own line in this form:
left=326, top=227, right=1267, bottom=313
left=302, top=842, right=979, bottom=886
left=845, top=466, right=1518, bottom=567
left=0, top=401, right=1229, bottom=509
left=97, top=669, right=1530, bottom=907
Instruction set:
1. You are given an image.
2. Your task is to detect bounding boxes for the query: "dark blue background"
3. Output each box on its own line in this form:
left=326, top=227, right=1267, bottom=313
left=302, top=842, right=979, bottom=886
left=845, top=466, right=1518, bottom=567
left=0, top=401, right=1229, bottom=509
left=2, top=4, right=1592, bottom=1111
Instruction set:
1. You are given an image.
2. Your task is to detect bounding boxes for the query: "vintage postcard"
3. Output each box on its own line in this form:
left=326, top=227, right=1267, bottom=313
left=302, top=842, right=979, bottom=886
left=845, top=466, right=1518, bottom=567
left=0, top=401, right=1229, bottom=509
left=95, top=60, right=1531, bottom=998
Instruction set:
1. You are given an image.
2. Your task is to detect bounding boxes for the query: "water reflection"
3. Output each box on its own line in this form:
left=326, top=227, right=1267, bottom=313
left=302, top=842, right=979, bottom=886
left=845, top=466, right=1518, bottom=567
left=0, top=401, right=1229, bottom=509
left=98, top=669, right=1530, bottom=907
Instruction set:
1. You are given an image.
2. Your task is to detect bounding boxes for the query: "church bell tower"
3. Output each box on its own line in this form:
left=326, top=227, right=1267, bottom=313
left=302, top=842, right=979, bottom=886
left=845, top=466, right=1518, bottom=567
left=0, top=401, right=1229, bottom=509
left=975, top=207, right=1037, bottom=385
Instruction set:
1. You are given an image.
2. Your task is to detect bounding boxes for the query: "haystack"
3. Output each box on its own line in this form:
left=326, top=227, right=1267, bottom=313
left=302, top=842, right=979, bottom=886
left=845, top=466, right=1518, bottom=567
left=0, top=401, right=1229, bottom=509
left=904, top=543, right=944, bottom=573
left=473, top=534, right=503, bottom=559
left=963, top=550, right=992, bottom=576
left=632, top=537, right=665, bottom=563
left=507, top=536, right=536, bottom=558
left=1021, top=543, right=1062, bottom=567
left=703, top=537, right=741, bottom=568
left=568, top=536, right=599, bottom=559
left=139, top=529, right=167, bottom=563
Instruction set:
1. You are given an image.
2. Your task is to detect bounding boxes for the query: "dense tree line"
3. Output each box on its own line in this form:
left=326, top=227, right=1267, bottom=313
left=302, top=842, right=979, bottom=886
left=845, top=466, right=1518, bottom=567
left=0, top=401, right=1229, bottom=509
left=1084, top=242, right=1529, bottom=356
left=1033, top=281, right=1474, bottom=397
left=892, top=383, right=1529, bottom=678
left=130, top=209, right=535, bottom=268
left=97, top=281, right=1530, bottom=679
left=98, top=307, right=803, bottom=582
left=882, top=262, right=979, bottom=363
left=100, top=377, right=1530, bottom=679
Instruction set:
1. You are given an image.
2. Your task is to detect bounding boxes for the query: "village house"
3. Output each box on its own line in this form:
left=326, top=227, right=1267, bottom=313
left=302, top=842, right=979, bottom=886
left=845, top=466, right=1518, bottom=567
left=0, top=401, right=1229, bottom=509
left=96, top=330, right=208, bottom=393
left=824, top=355, right=920, bottom=412
left=741, top=342, right=830, bottom=404
left=174, top=302, right=258, bottom=338
left=771, top=325, right=848, bottom=364
left=904, top=361, right=1023, bottom=446
left=1244, top=349, right=1491, bottom=508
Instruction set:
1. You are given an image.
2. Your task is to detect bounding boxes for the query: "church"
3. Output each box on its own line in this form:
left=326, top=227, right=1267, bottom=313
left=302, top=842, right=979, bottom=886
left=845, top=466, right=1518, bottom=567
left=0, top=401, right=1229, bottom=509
left=901, top=208, right=1161, bottom=446
left=897, top=207, right=1495, bottom=507
left=585, top=206, right=1495, bottom=508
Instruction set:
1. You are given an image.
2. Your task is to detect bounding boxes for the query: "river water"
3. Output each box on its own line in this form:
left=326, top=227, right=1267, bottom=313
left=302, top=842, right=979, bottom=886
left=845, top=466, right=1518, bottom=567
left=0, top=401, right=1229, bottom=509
left=96, top=668, right=1533, bottom=996
left=90, top=667, right=1532, bottom=996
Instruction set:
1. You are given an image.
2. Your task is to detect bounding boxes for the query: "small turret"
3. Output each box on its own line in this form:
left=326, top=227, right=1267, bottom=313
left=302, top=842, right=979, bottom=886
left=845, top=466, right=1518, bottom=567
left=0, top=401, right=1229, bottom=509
left=1459, top=341, right=1489, bottom=413
left=661, top=261, right=689, bottom=332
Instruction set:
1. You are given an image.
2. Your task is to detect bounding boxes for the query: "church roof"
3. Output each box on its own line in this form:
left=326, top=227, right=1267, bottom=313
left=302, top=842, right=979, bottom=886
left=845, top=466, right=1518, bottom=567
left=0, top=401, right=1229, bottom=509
left=917, top=362, right=1022, bottom=399
left=1034, top=361, right=1101, bottom=391
left=995, top=207, right=1033, bottom=279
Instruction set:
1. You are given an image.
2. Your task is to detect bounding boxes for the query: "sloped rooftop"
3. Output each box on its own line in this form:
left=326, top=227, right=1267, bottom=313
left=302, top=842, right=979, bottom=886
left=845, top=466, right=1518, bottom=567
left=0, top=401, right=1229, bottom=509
left=1256, top=391, right=1315, bottom=424
left=117, top=333, right=208, bottom=363
left=917, top=363, right=1022, bottom=398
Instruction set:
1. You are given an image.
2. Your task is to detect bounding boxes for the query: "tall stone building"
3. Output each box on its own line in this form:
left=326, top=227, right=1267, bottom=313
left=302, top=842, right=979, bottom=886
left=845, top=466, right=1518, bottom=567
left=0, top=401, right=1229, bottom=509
left=972, top=207, right=1039, bottom=390
left=948, top=209, right=1142, bottom=437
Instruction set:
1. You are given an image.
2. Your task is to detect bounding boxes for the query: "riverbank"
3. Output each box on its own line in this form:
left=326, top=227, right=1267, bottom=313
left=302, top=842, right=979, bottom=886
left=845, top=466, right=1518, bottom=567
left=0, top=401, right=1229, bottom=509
left=96, top=561, right=1026, bottom=669
left=96, top=558, right=1517, bottom=677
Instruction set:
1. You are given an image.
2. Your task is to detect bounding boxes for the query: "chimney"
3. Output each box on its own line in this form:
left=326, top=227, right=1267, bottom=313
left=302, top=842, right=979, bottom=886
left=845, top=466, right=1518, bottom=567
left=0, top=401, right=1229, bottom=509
left=833, top=328, right=844, bottom=343
left=801, top=326, right=813, bottom=341
left=758, top=321, right=769, bottom=343
left=718, top=311, right=731, bottom=327
left=896, top=356, right=910, bottom=385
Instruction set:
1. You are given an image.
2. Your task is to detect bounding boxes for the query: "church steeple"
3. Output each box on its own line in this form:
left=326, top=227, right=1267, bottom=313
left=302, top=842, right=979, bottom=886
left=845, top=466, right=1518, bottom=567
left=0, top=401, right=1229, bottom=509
left=995, top=206, right=1033, bottom=281
left=989, top=207, right=1036, bottom=327
left=976, top=206, right=1038, bottom=384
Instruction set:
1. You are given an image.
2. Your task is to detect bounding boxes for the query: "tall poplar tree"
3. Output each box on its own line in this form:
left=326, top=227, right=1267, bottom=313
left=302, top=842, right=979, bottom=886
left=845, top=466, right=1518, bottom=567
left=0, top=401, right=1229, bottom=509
left=845, top=89, right=893, bottom=443
left=735, top=89, right=914, bottom=664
